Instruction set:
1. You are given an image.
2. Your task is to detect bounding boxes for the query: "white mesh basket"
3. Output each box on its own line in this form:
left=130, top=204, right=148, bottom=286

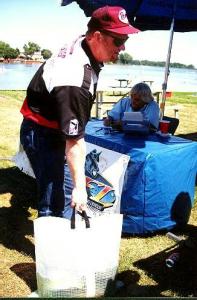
left=34, top=214, right=122, bottom=297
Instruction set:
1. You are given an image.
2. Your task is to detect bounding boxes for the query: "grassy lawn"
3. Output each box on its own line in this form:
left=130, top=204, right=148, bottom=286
left=0, top=90, right=196, bottom=297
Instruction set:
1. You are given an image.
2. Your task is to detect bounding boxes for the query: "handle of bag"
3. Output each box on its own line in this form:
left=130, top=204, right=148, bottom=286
left=71, top=207, right=90, bottom=229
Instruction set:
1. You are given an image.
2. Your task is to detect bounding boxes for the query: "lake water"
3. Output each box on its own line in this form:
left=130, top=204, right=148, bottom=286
left=0, top=62, right=196, bottom=92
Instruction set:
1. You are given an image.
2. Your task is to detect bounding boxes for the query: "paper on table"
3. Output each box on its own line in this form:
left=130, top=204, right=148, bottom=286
left=122, top=112, right=143, bottom=122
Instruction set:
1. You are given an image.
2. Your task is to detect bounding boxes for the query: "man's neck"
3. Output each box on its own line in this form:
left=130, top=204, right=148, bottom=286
left=81, top=39, right=103, bottom=75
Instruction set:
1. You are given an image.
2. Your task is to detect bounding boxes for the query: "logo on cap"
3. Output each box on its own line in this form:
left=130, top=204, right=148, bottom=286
left=118, top=9, right=129, bottom=24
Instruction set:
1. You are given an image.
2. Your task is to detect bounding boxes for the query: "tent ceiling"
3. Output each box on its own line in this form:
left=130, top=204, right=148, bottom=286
left=61, top=0, right=197, bottom=32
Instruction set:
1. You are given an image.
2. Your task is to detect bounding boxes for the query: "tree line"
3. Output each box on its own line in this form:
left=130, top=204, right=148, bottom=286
left=0, top=41, right=52, bottom=60
left=0, top=40, right=195, bottom=69
left=118, top=53, right=195, bottom=69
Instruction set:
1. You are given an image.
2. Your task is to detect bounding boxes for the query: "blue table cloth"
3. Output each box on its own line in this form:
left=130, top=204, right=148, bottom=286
left=85, top=120, right=197, bottom=234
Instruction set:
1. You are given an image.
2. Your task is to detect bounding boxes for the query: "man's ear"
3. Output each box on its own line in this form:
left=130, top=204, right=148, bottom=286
left=86, top=31, right=101, bottom=42
left=93, top=31, right=102, bottom=42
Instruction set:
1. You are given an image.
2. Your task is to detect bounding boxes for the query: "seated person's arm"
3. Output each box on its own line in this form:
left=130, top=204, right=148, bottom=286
left=103, top=116, right=113, bottom=126
left=144, top=101, right=160, bottom=131
left=103, top=98, right=126, bottom=128
left=103, top=116, right=122, bottom=129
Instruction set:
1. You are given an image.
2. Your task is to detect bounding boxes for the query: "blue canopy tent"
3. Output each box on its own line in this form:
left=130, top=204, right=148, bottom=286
left=61, top=0, right=197, bottom=116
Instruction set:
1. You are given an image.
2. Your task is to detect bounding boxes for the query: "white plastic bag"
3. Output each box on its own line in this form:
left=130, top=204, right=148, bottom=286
left=34, top=213, right=123, bottom=298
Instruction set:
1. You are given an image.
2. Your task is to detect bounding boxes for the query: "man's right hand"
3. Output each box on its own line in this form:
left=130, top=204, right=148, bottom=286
left=66, top=137, right=87, bottom=212
left=71, top=186, right=87, bottom=212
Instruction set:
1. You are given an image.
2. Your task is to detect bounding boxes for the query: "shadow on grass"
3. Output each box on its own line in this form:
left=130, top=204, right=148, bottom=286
left=114, top=270, right=148, bottom=297
left=10, top=263, right=37, bottom=293
left=118, top=222, right=197, bottom=297
left=0, top=166, right=37, bottom=258
left=130, top=225, right=197, bottom=297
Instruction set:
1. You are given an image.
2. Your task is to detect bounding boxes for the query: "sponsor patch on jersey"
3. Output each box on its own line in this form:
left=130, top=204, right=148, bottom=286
left=69, top=119, right=79, bottom=135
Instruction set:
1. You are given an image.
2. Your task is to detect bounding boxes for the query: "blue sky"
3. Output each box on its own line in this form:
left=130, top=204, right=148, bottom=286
left=0, top=0, right=197, bottom=67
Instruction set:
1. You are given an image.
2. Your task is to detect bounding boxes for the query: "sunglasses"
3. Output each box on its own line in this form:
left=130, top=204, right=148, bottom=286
left=101, top=31, right=128, bottom=47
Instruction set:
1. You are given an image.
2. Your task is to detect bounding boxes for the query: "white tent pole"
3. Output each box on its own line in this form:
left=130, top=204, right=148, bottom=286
left=160, top=16, right=175, bottom=118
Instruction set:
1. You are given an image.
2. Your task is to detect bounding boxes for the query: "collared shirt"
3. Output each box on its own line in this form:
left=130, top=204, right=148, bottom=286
left=81, top=38, right=103, bottom=77
left=21, top=36, right=102, bottom=139
left=108, top=96, right=160, bottom=129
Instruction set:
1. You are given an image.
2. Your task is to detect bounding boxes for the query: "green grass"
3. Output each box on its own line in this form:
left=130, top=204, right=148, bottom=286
left=0, top=90, right=26, bottom=102
left=167, top=92, right=197, bottom=105
left=0, top=90, right=197, bottom=297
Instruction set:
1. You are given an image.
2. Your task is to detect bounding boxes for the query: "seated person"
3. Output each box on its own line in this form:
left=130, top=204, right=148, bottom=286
left=104, top=82, right=160, bottom=131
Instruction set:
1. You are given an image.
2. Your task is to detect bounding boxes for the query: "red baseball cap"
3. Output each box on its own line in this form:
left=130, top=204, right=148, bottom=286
left=87, top=6, right=140, bottom=35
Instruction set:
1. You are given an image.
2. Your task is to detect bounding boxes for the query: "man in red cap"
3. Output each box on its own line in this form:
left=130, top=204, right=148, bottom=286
left=20, top=6, right=140, bottom=218
left=86, top=6, right=140, bottom=62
